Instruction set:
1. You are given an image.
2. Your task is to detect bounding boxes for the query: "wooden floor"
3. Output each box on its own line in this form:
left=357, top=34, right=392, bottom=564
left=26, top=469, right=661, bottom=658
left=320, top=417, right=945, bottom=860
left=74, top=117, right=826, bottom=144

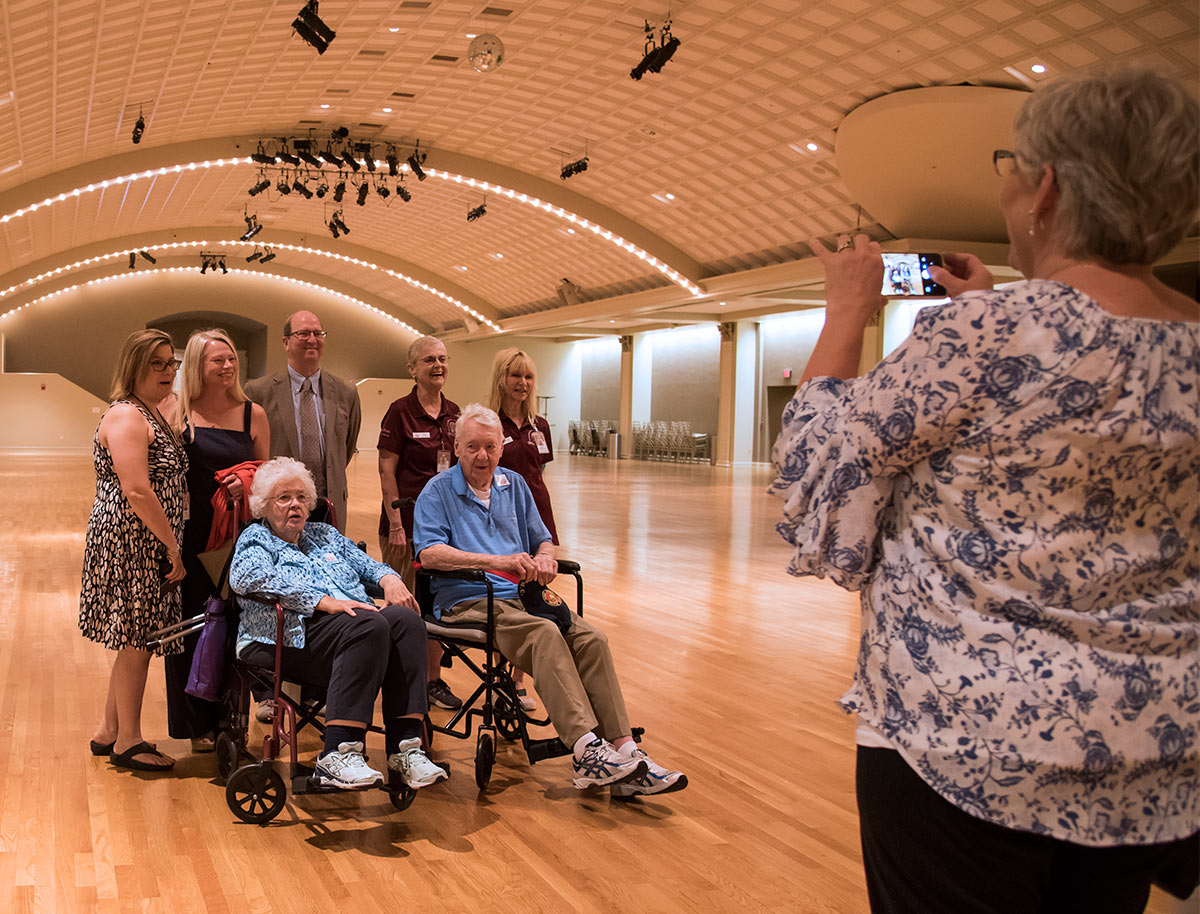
left=0, top=454, right=1180, bottom=914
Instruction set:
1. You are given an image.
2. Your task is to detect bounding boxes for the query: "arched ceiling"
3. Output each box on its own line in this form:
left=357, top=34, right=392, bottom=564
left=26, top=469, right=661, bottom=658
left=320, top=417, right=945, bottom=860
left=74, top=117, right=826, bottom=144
left=0, top=0, right=1195, bottom=339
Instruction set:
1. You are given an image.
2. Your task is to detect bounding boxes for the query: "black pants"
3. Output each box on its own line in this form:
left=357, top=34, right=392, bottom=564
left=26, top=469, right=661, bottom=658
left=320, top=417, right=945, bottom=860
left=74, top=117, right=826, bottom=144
left=239, top=604, right=428, bottom=724
left=857, top=746, right=1199, bottom=914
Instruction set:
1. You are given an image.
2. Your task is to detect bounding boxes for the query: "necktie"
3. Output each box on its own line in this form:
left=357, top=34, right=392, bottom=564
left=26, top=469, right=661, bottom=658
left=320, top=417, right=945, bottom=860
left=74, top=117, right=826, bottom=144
left=299, top=378, right=326, bottom=497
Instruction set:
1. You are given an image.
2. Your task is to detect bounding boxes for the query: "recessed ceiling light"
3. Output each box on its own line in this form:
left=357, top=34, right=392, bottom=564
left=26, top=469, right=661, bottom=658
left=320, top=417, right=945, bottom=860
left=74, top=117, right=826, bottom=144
left=806, top=142, right=819, bottom=151
left=456, top=265, right=468, bottom=271
left=320, top=104, right=331, bottom=109
left=719, top=301, right=726, bottom=306
left=494, top=252, right=503, bottom=259
left=389, top=26, right=400, bottom=32
left=1031, top=64, right=1046, bottom=74
left=665, top=193, right=675, bottom=200
left=609, top=319, right=615, bottom=324
left=382, top=107, right=393, bottom=113
left=466, top=32, right=477, bottom=38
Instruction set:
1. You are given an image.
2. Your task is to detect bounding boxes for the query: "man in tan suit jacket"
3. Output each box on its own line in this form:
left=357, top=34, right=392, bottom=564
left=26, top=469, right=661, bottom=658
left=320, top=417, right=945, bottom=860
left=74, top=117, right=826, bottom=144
left=245, top=310, right=362, bottom=532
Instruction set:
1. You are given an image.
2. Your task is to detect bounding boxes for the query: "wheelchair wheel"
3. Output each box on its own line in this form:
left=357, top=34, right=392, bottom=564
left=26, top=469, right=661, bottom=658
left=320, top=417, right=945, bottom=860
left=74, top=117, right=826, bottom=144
left=215, top=731, right=240, bottom=783
left=494, top=692, right=522, bottom=743
left=474, top=728, right=496, bottom=790
left=388, top=785, right=417, bottom=812
left=226, top=762, right=287, bottom=825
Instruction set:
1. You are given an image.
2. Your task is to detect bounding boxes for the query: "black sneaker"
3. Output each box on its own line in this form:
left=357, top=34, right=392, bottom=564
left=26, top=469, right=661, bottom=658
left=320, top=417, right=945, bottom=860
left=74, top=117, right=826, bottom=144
left=427, top=679, right=463, bottom=710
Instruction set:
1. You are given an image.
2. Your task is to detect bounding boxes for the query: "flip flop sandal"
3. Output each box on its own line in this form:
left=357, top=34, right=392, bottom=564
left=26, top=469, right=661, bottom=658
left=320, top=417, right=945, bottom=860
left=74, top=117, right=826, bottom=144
left=89, top=739, right=116, bottom=756
left=110, top=741, right=175, bottom=772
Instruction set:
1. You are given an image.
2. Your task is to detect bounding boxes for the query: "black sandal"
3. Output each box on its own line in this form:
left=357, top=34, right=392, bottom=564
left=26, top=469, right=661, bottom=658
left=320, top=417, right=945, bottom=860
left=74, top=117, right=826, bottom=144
left=109, top=741, right=175, bottom=772
left=89, top=739, right=115, bottom=756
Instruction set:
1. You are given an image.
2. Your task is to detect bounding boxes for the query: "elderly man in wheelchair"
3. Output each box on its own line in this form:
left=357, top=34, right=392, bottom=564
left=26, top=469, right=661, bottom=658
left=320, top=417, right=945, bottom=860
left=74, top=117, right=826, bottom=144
left=414, top=403, right=687, bottom=798
left=229, top=456, right=448, bottom=793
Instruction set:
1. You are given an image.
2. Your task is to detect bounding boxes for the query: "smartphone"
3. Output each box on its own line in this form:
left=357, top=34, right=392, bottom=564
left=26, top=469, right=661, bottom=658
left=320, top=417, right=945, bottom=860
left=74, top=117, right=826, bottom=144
left=881, top=252, right=946, bottom=297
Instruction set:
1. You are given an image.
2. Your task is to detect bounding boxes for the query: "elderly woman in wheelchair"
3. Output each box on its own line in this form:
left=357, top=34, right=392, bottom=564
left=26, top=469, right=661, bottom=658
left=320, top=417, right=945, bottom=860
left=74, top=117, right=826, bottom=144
left=229, top=456, right=447, bottom=793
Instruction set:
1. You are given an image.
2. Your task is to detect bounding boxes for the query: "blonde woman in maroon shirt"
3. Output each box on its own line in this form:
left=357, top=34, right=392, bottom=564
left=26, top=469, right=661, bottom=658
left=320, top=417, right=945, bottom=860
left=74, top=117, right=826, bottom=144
left=488, top=347, right=558, bottom=711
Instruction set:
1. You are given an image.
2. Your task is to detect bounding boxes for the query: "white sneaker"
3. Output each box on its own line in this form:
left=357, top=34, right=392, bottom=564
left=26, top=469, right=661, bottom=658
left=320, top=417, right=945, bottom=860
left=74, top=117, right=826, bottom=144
left=313, top=741, right=383, bottom=789
left=610, top=747, right=688, bottom=798
left=388, top=738, right=449, bottom=789
left=572, top=738, right=646, bottom=788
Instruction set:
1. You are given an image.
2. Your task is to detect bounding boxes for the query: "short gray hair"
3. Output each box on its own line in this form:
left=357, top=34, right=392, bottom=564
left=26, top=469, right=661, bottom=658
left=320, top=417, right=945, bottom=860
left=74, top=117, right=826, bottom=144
left=406, top=335, right=444, bottom=367
left=1012, top=69, right=1199, bottom=265
left=455, top=402, right=503, bottom=439
left=248, top=457, right=317, bottom=519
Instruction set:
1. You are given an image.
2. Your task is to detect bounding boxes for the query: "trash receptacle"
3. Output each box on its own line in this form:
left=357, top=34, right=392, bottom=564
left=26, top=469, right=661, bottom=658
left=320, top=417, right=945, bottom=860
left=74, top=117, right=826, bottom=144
left=608, top=431, right=620, bottom=459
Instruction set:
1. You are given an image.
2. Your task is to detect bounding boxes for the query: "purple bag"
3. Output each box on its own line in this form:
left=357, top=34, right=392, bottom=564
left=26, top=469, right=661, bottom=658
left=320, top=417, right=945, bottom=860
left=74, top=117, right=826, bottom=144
left=185, top=595, right=229, bottom=702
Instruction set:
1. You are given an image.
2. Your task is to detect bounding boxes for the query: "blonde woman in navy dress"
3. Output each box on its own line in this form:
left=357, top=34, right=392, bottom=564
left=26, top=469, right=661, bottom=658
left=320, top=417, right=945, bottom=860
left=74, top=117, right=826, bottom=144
left=80, top=329, right=188, bottom=772
left=488, top=348, right=558, bottom=711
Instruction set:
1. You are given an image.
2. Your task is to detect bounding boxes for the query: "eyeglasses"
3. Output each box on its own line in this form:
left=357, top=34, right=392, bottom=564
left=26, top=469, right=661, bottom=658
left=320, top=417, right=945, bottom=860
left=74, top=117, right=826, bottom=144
left=148, top=358, right=182, bottom=372
left=271, top=491, right=309, bottom=507
left=992, top=149, right=1017, bottom=177
left=418, top=355, right=449, bottom=366
left=286, top=330, right=327, bottom=340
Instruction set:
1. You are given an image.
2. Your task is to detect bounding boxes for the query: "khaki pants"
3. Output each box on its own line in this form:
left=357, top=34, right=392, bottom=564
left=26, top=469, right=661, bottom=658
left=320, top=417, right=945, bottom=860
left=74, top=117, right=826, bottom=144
left=379, top=535, right=416, bottom=591
left=446, top=597, right=630, bottom=746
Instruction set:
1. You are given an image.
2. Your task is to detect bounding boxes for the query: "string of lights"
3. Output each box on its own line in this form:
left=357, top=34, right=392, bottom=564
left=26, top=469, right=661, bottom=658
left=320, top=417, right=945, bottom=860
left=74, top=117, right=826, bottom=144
left=0, top=240, right=501, bottom=331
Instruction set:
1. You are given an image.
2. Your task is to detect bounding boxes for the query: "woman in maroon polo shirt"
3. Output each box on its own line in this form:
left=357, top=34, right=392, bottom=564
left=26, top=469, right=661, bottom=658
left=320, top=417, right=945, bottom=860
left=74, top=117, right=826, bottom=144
left=488, top=347, right=558, bottom=711
left=377, top=335, right=463, bottom=711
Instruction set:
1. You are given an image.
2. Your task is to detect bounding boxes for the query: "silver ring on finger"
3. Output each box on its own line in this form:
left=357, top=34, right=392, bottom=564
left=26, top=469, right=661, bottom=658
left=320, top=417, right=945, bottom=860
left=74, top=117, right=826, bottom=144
left=836, top=238, right=853, bottom=252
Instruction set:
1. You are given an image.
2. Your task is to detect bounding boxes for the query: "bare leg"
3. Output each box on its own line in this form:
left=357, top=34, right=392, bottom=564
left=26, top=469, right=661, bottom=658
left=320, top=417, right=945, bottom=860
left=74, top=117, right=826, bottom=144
left=110, top=648, right=174, bottom=766
left=92, top=659, right=121, bottom=745
left=426, top=639, right=443, bottom=683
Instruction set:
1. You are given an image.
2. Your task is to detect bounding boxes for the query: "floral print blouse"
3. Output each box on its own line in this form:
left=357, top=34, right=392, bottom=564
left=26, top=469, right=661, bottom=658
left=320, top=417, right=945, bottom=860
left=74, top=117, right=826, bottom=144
left=771, top=280, right=1198, bottom=847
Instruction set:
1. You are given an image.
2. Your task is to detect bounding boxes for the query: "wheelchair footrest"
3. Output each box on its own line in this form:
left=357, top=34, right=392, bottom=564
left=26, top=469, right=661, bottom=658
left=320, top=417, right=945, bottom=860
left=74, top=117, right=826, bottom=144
left=526, top=736, right=571, bottom=764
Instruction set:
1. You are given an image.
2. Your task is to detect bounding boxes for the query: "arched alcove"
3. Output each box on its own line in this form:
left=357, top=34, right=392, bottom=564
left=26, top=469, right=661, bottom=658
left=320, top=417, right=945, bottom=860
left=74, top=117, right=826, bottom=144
left=148, top=311, right=269, bottom=379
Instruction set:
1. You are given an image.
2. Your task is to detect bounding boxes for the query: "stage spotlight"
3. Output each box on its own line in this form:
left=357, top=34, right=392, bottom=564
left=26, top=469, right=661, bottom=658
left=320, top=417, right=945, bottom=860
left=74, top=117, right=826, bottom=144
left=246, top=249, right=262, bottom=262
left=276, top=177, right=292, bottom=195
left=395, top=182, right=412, bottom=203
left=293, top=139, right=323, bottom=168
left=320, top=146, right=344, bottom=167
left=341, top=149, right=361, bottom=172
left=128, top=252, right=137, bottom=269
left=560, top=156, right=589, bottom=180
left=293, top=178, right=314, bottom=199
left=356, top=181, right=369, bottom=206
left=292, top=0, right=336, bottom=54
left=333, top=179, right=346, bottom=202
left=248, top=176, right=271, bottom=196
left=376, top=181, right=390, bottom=200
left=200, top=254, right=212, bottom=274
left=241, top=214, right=263, bottom=241
left=355, top=143, right=375, bottom=172
left=630, top=19, right=681, bottom=80
left=139, top=250, right=157, bottom=264
left=218, top=256, right=228, bottom=274
left=315, top=179, right=329, bottom=198
left=332, top=126, right=349, bottom=139
left=466, top=202, right=487, bottom=222
left=407, top=150, right=426, bottom=180
left=259, top=247, right=276, bottom=264
left=386, top=146, right=400, bottom=176
left=328, top=215, right=341, bottom=239
left=277, top=144, right=301, bottom=167
left=251, top=143, right=278, bottom=165
left=131, top=111, right=145, bottom=144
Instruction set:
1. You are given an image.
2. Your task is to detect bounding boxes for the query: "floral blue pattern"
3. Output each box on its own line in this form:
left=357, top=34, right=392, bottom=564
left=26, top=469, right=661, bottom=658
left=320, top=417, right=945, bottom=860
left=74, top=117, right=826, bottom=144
left=771, top=280, right=1199, bottom=847
left=230, top=521, right=395, bottom=650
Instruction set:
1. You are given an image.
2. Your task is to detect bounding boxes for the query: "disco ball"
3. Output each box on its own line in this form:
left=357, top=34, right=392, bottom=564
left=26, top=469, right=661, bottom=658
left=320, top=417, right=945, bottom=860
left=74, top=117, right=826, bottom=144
left=468, top=33, right=505, bottom=72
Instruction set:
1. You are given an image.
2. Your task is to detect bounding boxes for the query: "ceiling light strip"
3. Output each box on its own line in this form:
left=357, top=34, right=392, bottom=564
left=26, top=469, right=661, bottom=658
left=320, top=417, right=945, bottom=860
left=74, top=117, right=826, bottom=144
left=0, top=240, right=500, bottom=332
left=0, top=156, right=703, bottom=299
left=0, top=266, right=421, bottom=337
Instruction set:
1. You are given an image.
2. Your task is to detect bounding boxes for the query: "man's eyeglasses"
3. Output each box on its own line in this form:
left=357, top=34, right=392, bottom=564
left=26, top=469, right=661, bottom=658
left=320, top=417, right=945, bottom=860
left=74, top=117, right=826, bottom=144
left=992, top=149, right=1017, bottom=177
left=148, top=358, right=181, bottom=372
left=287, top=330, right=327, bottom=340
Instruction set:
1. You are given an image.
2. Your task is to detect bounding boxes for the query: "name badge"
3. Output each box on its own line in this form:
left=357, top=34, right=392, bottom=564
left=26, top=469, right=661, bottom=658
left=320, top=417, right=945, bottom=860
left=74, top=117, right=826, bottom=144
left=323, top=552, right=338, bottom=562
left=503, top=436, right=513, bottom=445
left=494, top=473, right=510, bottom=488
left=413, top=431, right=431, bottom=439
left=532, top=430, right=549, bottom=455
left=436, top=449, right=451, bottom=473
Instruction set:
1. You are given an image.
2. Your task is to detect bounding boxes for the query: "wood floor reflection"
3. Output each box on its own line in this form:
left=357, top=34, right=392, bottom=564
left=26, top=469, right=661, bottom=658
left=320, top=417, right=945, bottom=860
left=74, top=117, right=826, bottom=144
left=0, top=454, right=1178, bottom=913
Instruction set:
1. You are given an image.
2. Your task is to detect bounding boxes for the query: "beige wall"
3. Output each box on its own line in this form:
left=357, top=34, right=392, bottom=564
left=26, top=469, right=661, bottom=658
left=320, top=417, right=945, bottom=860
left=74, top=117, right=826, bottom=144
left=0, top=335, right=107, bottom=451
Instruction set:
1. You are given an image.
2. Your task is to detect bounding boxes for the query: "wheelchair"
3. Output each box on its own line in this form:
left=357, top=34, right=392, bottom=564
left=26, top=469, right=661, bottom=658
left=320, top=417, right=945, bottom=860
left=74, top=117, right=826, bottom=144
left=416, top=560, right=642, bottom=790
left=150, top=508, right=426, bottom=825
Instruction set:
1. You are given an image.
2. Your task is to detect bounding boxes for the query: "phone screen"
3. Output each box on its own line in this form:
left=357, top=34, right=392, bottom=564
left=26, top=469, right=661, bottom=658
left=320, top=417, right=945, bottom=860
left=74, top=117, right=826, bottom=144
left=881, top=253, right=946, bottom=297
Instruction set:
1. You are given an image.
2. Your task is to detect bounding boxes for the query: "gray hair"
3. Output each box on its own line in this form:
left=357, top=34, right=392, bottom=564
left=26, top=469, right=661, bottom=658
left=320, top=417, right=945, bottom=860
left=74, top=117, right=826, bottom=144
left=406, top=335, right=445, bottom=367
left=1012, top=69, right=1199, bottom=266
left=248, top=457, right=318, bottom=519
left=455, top=402, right=503, bottom=440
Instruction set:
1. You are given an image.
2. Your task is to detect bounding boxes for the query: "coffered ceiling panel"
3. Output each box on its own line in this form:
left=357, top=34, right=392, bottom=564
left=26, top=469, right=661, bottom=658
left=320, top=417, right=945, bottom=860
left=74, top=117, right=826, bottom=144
left=0, top=0, right=1195, bottom=334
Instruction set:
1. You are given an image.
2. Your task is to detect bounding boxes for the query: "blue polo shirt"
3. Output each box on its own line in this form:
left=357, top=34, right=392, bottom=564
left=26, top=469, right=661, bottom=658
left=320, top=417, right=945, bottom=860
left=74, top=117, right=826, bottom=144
left=413, top=464, right=552, bottom=617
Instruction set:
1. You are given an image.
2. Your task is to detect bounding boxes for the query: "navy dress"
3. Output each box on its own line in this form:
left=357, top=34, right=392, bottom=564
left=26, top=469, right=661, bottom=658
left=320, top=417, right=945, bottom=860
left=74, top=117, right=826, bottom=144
left=165, top=401, right=254, bottom=739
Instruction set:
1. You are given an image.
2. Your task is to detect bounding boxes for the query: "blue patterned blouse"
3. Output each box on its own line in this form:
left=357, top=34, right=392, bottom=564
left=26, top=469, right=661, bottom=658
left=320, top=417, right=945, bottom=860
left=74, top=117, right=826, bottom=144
left=230, top=521, right=395, bottom=650
left=771, top=280, right=1198, bottom=847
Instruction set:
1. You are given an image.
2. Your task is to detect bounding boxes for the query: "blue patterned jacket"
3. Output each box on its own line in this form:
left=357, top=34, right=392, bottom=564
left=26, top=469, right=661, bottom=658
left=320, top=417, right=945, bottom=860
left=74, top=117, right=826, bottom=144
left=772, top=280, right=1198, bottom=847
left=230, top=521, right=395, bottom=649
